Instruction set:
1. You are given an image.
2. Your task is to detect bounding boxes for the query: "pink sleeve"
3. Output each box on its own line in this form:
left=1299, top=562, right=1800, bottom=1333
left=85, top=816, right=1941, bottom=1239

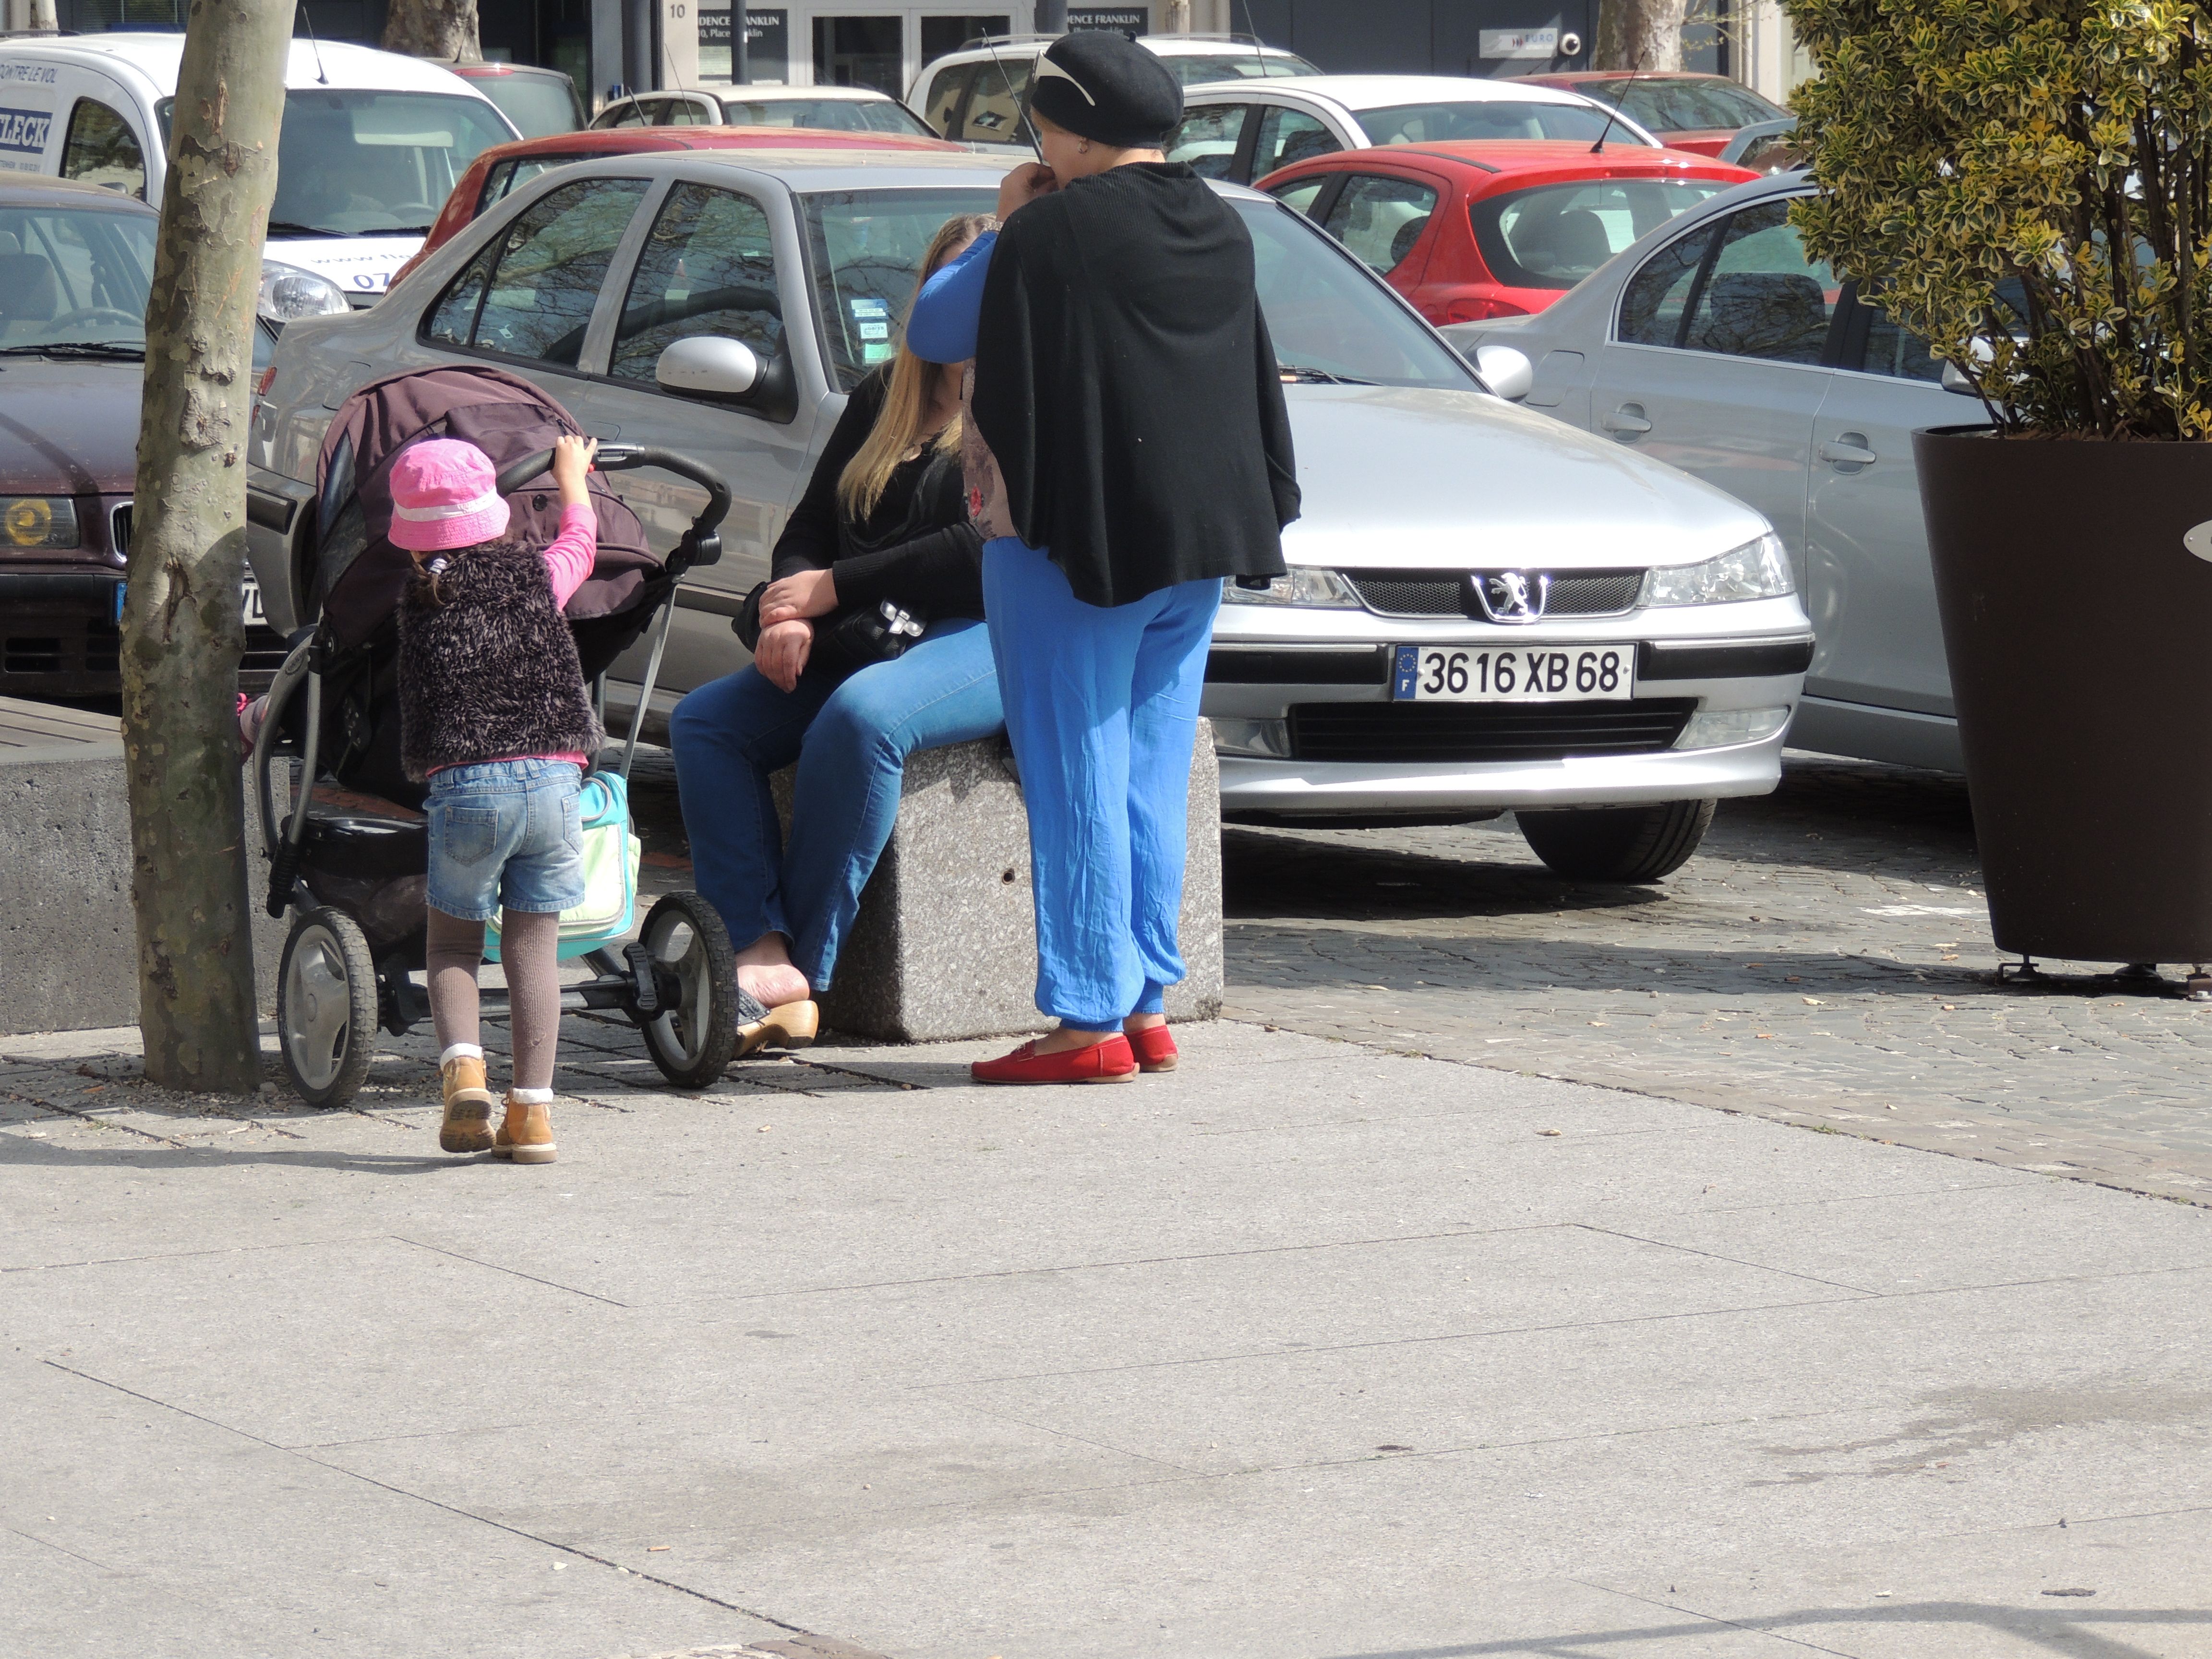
left=541, top=502, right=597, bottom=609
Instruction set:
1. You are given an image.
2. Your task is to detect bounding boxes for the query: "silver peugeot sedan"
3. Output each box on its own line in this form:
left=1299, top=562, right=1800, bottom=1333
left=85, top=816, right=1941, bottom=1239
left=1442, top=168, right=1972, bottom=772
left=246, top=149, right=1812, bottom=881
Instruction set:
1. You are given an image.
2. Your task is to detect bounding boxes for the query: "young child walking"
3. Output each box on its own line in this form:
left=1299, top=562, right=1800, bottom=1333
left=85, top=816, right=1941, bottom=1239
left=392, top=433, right=604, bottom=1164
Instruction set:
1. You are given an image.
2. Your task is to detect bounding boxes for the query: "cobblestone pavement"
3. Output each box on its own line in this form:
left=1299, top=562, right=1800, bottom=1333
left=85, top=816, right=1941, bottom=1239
left=1221, top=752, right=2212, bottom=1207
left=623, top=745, right=2212, bottom=1206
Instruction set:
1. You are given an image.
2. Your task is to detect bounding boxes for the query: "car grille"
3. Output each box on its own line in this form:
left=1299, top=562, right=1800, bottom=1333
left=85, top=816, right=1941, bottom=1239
left=1346, top=569, right=1647, bottom=619
left=2, top=607, right=120, bottom=684
left=1287, top=699, right=1695, bottom=763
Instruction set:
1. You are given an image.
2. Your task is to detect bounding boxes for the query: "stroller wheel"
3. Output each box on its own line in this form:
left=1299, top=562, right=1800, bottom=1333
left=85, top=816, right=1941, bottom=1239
left=278, top=907, right=378, bottom=1108
left=637, top=892, right=740, bottom=1088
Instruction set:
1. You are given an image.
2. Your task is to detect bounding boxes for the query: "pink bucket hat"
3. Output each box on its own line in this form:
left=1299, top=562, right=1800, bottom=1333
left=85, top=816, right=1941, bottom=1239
left=387, top=438, right=511, bottom=553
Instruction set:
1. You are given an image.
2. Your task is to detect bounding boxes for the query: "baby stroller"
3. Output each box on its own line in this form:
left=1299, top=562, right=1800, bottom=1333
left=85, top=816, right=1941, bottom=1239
left=252, top=365, right=744, bottom=1108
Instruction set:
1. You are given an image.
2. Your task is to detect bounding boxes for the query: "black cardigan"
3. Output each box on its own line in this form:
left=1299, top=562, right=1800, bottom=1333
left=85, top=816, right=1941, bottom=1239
left=770, top=366, right=985, bottom=620
left=972, top=162, right=1298, bottom=609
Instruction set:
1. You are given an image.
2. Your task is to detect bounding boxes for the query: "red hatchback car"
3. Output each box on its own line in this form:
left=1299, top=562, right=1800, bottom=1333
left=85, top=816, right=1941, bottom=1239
left=1257, top=141, right=1757, bottom=324
left=391, top=124, right=963, bottom=289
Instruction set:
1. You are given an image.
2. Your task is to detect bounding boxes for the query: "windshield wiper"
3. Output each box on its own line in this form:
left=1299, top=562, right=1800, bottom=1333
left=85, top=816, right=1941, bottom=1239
left=0, top=341, right=144, bottom=358
left=1278, top=364, right=1376, bottom=385
left=265, top=220, right=351, bottom=239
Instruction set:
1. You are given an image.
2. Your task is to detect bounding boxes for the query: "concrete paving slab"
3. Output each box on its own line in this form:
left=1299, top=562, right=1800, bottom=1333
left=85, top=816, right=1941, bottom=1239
left=1606, top=1178, right=2212, bottom=1296
left=0, top=1354, right=794, bottom=1659
left=923, top=1266, right=2212, bottom=1479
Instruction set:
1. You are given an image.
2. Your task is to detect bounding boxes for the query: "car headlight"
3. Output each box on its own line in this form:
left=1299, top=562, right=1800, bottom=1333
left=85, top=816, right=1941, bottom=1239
left=0, top=496, right=80, bottom=549
left=1223, top=567, right=1364, bottom=607
left=1642, top=533, right=1795, bottom=607
left=258, top=259, right=351, bottom=324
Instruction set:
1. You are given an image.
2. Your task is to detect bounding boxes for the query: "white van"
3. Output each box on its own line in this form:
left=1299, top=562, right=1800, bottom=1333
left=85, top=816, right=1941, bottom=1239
left=0, top=34, right=517, bottom=314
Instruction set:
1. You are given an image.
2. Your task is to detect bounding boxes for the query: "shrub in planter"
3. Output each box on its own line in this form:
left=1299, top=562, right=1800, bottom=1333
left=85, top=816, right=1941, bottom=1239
left=1782, top=0, right=2212, bottom=966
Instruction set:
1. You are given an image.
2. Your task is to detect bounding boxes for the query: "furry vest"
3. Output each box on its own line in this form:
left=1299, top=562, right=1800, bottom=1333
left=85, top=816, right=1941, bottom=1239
left=397, top=542, right=603, bottom=783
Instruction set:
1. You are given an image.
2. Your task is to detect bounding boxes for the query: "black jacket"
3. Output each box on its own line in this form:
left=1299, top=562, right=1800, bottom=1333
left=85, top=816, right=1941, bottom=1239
left=972, top=162, right=1299, bottom=609
left=397, top=544, right=602, bottom=782
left=771, top=366, right=985, bottom=621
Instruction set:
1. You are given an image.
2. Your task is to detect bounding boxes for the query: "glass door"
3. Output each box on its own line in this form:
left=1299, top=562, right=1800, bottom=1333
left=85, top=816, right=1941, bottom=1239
left=813, top=14, right=905, bottom=95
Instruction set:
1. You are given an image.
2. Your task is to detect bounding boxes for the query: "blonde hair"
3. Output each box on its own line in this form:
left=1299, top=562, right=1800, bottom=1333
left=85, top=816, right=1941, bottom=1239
left=837, top=213, right=997, bottom=520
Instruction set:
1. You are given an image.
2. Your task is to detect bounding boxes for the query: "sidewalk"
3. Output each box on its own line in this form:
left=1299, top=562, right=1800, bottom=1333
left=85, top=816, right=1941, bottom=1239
left=4, top=1013, right=2210, bottom=1658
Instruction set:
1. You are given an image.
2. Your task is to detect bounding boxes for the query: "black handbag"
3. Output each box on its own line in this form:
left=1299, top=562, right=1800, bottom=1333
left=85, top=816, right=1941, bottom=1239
left=734, top=584, right=927, bottom=682
left=734, top=451, right=951, bottom=681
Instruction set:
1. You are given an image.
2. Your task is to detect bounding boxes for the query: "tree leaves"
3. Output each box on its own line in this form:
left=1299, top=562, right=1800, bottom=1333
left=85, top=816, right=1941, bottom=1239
left=1783, top=0, right=2212, bottom=436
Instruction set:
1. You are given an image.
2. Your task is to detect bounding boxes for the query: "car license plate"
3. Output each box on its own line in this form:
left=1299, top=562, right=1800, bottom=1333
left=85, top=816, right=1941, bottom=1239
left=1392, top=643, right=1634, bottom=702
left=115, top=575, right=265, bottom=628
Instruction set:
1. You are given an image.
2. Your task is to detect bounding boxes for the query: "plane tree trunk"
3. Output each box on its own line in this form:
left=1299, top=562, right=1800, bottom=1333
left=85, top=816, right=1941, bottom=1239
left=122, top=0, right=293, bottom=1093
left=1595, top=0, right=1689, bottom=71
left=381, top=0, right=482, bottom=61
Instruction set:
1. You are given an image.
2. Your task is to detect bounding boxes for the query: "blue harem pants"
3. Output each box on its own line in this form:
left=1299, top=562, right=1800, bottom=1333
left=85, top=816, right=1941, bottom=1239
left=983, top=537, right=1222, bottom=1030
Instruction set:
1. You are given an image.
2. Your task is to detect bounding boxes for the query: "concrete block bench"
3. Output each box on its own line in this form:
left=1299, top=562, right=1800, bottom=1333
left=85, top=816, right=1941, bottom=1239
left=774, top=721, right=1222, bottom=1043
left=0, top=697, right=284, bottom=1035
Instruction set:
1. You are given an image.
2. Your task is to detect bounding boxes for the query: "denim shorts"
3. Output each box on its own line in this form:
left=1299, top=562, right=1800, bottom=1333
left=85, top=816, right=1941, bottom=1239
left=424, top=759, right=586, bottom=923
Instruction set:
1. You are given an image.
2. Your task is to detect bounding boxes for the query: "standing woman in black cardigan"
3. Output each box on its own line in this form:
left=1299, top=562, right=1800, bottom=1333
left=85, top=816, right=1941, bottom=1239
left=908, top=33, right=1298, bottom=1085
left=670, top=214, right=1002, bottom=1025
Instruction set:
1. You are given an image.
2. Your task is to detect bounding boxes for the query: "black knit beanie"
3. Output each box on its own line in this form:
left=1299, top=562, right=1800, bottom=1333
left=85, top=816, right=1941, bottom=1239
left=1026, top=31, right=1184, bottom=149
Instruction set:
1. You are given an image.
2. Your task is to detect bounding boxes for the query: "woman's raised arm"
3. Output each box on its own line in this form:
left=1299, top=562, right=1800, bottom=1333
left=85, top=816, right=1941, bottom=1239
left=905, top=229, right=998, bottom=365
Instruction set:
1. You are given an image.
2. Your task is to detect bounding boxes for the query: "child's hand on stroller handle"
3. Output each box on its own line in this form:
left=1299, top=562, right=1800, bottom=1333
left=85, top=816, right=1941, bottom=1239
left=550, top=435, right=599, bottom=504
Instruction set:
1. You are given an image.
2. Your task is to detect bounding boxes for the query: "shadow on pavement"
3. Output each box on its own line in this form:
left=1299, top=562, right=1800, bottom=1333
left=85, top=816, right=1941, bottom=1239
left=1325, top=1599, right=2204, bottom=1659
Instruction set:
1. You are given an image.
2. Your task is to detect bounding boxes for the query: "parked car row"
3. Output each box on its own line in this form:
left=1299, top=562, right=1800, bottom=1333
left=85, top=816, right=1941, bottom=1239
left=245, top=145, right=1815, bottom=879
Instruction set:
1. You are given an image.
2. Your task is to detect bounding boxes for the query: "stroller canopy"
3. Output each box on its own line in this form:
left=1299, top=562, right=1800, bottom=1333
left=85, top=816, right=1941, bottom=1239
left=313, top=366, right=661, bottom=650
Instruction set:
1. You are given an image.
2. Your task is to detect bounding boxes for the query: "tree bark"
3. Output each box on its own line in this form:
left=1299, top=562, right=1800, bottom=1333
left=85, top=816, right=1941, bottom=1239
left=123, top=0, right=293, bottom=1093
left=1595, top=0, right=1689, bottom=72
left=381, top=0, right=482, bottom=62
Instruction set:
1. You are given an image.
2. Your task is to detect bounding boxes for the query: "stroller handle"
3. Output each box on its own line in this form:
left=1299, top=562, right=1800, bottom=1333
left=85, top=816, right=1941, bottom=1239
left=495, top=443, right=732, bottom=541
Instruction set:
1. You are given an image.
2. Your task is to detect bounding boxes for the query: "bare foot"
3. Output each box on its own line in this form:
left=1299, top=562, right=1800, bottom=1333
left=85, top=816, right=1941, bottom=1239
left=1124, top=1012, right=1166, bottom=1034
left=735, top=932, right=811, bottom=1008
left=1034, top=1024, right=1116, bottom=1055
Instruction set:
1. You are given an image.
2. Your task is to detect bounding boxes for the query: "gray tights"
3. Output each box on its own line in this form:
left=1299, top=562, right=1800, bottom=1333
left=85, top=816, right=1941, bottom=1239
left=425, top=906, right=563, bottom=1091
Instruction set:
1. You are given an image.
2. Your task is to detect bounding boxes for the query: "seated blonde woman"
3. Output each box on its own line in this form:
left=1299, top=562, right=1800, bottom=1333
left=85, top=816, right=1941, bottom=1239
left=669, top=214, right=1002, bottom=1023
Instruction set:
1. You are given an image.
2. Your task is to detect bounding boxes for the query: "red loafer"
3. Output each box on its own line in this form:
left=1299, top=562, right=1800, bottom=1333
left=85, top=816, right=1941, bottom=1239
left=972, top=1034, right=1138, bottom=1085
left=1127, top=1023, right=1178, bottom=1073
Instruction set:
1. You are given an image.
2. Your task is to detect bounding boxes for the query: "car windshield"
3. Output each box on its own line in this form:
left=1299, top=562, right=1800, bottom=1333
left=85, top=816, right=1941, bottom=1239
left=726, top=96, right=935, bottom=136
left=0, top=206, right=156, bottom=352
left=1357, top=100, right=1653, bottom=146
left=1232, top=196, right=1474, bottom=387
left=472, top=72, right=583, bottom=140
left=1473, top=177, right=1737, bottom=289
left=162, top=90, right=516, bottom=237
left=1164, top=52, right=1321, bottom=85
left=1599, top=77, right=1785, bottom=133
left=801, top=188, right=1472, bottom=393
left=803, top=187, right=999, bottom=388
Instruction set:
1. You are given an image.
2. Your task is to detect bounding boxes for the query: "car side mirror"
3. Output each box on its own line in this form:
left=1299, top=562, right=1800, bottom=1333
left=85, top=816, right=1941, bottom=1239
left=655, top=335, right=800, bottom=424
left=1940, top=360, right=1980, bottom=396
left=657, top=337, right=759, bottom=399
left=1474, top=344, right=1534, bottom=402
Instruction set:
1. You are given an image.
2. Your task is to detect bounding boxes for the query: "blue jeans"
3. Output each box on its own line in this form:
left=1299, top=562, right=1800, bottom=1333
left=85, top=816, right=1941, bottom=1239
left=983, top=540, right=1221, bottom=1030
left=669, top=617, right=1003, bottom=991
left=423, top=759, right=585, bottom=923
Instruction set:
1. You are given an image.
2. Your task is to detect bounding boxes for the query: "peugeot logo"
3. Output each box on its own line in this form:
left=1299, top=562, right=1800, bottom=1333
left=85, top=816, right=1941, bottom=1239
left=1475, top=570, right=1550, bottom=624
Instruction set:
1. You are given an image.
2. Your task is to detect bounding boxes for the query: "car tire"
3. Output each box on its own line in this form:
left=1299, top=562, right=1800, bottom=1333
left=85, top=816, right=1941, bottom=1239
left=1516, top=800, right=1717, bottom=883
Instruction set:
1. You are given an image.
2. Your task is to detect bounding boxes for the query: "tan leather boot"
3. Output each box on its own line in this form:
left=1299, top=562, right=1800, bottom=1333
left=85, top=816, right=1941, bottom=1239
left=493, top=1094, right=557, bottom=1165
left=438, top=1055, right=497, bottom=1153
